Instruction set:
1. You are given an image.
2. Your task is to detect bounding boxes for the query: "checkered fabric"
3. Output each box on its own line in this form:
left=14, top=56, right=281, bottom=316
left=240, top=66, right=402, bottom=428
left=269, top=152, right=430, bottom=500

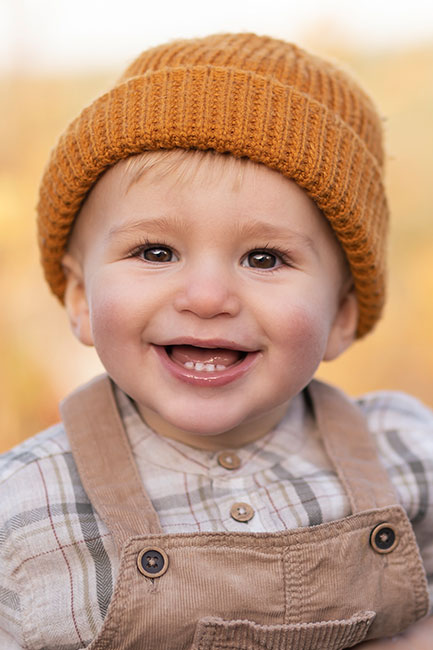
left=1, top=384, right=432, bottom=648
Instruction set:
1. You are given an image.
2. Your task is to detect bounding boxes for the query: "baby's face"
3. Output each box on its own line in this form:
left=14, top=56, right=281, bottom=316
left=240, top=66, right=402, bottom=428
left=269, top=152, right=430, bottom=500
left=63, top=154, right=357, bottom=449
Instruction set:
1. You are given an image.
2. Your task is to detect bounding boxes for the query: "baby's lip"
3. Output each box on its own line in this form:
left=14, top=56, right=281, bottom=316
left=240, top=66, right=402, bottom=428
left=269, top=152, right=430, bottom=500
left=155, top=337, right=258, bottom=353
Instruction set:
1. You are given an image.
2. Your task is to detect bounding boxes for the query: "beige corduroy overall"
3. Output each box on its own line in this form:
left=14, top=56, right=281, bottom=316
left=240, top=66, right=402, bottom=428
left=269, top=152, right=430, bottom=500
left=60, top=376, right=429, bottom=650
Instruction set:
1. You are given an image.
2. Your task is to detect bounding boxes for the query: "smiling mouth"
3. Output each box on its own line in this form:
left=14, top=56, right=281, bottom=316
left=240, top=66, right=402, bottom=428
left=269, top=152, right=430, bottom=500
left=165, top=345, right=247, bottom=372
left=154, top=343, right=260, bottom=387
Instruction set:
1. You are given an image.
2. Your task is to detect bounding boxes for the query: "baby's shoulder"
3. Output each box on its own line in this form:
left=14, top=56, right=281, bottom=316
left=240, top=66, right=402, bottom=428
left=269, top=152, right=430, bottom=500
left=354, top=390, right=433, bottom=481
left=355, top=389, right=433, bottom=435
left=0, top=423, right=73, bottom=525
left=0, top=423, right=70, bottom=482
left=0, top=426, right=113, bottom=646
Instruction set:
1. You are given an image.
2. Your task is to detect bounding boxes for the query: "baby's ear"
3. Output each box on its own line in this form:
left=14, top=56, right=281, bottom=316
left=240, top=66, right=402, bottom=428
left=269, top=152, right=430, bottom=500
left=323, top=286, right=359, bottom=362
left=62, top=253, right=94, bottom=346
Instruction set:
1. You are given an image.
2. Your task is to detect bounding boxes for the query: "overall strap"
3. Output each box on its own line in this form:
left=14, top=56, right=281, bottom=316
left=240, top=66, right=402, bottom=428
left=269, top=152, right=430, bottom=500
left=60, top=374, right=163, bottom=550
left=308, top=379, right=398, bottom=514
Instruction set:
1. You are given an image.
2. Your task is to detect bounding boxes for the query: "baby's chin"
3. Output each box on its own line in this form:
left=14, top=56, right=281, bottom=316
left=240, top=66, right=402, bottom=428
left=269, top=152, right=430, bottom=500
left=146, top=413, right=249, bottom=443
left=136, top=402, right=286, bottom=451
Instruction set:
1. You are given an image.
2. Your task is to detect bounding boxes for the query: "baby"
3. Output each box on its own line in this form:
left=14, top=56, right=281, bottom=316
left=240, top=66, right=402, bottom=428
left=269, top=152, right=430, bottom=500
left=1, top=33, right=433, bottom=649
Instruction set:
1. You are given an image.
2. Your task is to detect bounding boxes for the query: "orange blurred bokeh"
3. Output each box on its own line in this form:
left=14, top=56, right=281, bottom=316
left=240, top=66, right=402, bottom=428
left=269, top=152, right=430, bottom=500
left=1, top=43, right=432, bottom=453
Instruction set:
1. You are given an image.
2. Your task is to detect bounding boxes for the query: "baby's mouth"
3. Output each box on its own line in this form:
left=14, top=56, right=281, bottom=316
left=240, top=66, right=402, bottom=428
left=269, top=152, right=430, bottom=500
left=165, top=345, right=247, bottom=372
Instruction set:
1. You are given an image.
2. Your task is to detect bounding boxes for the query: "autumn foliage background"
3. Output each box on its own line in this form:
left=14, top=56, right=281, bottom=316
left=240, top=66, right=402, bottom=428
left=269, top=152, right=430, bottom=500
left=1, top=41, right=433, bottom=452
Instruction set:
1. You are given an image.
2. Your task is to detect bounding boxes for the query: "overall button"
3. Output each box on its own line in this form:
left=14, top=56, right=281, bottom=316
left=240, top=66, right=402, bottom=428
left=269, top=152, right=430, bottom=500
left=370, top=523, right=398, bottom=554
left=230, top=502, right=254, bottom=522
left=217, top=451, right=241, bottom=470
left=137, top=547, right=169, bottom=578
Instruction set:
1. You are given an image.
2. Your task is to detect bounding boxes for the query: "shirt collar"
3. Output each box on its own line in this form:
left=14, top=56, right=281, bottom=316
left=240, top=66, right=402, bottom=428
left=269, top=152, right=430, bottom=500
left=113, top=384, right=324, bottom=477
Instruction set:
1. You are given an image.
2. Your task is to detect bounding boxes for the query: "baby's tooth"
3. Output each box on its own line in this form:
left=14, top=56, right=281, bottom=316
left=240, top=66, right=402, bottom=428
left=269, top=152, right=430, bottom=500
left=183, top=361, right=228, bottom=372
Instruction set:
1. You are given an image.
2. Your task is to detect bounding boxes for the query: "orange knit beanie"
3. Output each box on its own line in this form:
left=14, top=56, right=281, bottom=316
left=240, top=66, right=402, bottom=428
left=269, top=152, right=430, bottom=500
left=37, top=33, right=388, bottom=337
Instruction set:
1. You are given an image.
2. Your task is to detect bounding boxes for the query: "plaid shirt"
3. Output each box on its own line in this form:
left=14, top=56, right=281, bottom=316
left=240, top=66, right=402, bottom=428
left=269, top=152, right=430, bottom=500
left=1, top=384, right=433, bottom=649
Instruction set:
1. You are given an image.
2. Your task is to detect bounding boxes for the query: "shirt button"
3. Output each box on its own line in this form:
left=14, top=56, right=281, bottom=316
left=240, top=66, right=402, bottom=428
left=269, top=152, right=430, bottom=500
left=370, top=523, right=398, bottom=554
left=137, top=547, right=169, bottom=578
left=217, top=451, right=241, bottom=470
left=230, top=502, right=255, bottom=522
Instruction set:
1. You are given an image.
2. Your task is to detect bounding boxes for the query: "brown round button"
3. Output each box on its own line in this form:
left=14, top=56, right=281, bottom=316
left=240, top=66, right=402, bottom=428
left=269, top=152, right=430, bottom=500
left=137, top=547, right=169, bottom=578
left=230, top=502, right=254, bottom=522
left=217, top=451, right=241, bottom=470
left=370, top=523, right=398, bottom=554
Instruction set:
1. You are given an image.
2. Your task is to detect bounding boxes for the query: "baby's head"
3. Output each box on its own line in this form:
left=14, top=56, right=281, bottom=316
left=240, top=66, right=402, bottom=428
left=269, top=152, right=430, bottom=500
left=37, top=33, right=388, bottom=445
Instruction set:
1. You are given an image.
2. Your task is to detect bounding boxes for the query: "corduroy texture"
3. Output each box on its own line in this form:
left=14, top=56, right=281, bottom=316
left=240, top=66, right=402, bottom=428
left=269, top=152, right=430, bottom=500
left=37, top=33, right=389, bottom=337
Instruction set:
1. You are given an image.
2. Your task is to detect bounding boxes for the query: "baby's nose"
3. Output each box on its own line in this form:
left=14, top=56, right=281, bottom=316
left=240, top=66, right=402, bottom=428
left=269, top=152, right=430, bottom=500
left=173, top=266, right=241, bottom=319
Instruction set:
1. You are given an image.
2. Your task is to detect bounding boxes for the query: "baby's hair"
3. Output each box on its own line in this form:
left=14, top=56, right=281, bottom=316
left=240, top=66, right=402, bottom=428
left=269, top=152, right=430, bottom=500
left=119, top=148, right=253, bottom=194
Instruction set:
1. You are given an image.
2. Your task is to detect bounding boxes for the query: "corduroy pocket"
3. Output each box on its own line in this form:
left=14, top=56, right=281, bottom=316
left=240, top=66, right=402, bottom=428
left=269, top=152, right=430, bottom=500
left=191, top=611, right=376, bottom=650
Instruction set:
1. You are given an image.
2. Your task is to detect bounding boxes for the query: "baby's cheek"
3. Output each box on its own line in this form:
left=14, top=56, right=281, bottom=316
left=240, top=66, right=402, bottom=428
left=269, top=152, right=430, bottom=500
left=87, top=287, right=131, bottom=352
left=274, top=302, right=331, bottom=364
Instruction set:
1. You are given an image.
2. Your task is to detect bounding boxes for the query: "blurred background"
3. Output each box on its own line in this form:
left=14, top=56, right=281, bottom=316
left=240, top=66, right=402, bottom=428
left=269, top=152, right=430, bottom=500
left=1, top=0, right=433, bottom=452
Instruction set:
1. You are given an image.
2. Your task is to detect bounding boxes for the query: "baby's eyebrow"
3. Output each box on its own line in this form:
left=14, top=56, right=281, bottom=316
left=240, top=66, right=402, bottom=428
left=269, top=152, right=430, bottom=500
left=233, top=219, right=316, bottom=251
left=106, top=216, right=186, bottom=240
left=106, top=216, right=317, bottom=252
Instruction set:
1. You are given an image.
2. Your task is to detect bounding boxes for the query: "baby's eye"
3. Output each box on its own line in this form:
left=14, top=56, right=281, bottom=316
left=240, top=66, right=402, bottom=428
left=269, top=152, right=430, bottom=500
left=242, top=250, right=284, bottom=269
left=137, top=245, right=177, bottom=263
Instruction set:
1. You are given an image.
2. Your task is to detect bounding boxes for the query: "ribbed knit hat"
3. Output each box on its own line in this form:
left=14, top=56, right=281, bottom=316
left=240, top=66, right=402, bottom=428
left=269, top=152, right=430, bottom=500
left=37, top=33, right=388, bottom=337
